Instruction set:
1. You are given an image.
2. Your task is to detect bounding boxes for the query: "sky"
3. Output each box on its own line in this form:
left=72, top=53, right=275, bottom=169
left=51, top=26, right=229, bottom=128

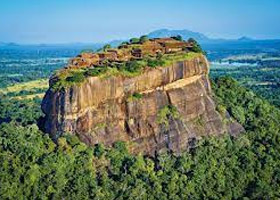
left=0, top=0, right=279, bottom=44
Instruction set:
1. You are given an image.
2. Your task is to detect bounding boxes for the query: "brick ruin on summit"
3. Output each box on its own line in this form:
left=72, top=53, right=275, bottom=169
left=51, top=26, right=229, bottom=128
left=68, top=37, right=194, bottom=69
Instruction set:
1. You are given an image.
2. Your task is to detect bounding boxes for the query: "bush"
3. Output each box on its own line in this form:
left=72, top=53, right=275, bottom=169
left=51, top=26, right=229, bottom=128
left=132, top=92, right=142, bottom=99
left=171, top=35, right=183, bottom=41
left=103, top=44, right=111, bottom=51
left=94, top=143, right=105, bottom=158
left=157, top=105, right=180, bottom=127
left=66, top=72, right=85, bottom=83
left=120, top=41, right=129, bottom=46
left=188, top=38, right=205, bottom=54
left=85, top=67, right=108, bottom=77
left=128, top=92, right=143, bottom=102
left=123, top=60, right=144, bottom=73
left=129, top=38, right=140, bottom=44
left=230, top=106, right=246, bottom=124
left=147, top=58, right=165, bottom=68
left=140, top=35, right=149, bottom=43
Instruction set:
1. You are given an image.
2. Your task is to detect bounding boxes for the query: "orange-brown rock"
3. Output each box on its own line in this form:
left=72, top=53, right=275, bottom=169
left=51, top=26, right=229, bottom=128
left=66, top=38, right=195, bottom=69
left=41, top=54, right=243, bottom=155
left=69, top=53, right=100, bottom=68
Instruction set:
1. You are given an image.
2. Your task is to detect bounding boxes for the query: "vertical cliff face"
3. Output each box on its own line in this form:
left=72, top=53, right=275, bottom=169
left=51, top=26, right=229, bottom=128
left=41, top=54, right=243, bottom=154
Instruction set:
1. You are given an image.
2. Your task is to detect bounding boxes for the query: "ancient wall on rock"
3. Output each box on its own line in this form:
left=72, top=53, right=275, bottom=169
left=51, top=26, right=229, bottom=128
left=41, top=55, right=243, bottom=154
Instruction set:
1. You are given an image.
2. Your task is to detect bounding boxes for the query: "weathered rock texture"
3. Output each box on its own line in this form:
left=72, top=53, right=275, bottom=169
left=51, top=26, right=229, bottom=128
left=41, top=54, right=243, bottom=154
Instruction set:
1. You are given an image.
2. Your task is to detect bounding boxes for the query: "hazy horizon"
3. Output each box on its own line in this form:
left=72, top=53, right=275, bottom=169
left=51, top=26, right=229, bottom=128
left=1, top=0, right=280, bottom=44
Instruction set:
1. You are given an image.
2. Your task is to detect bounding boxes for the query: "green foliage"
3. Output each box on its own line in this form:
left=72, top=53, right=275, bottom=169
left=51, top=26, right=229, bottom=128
left=51, top=69, right=87, bottom=91
left=139, top=35, right=149, bottom=43
left=66, top=71, right=85, bottom=83
left=3, top=44, right=280, bottom=199
left=0, top=51, right=68, bottom=89
left=0, top=95, right=42, bottom=126
left=85, top=66, right=108, bottom=77
left=94, top=143, right=105, bottom=158
left=194, top=116, right=205, bottom=127
left=211, top=61, right=280, bottom=107
left=146, top=57, right=165, bottom=68
left=121, top=60, right=145, bottom=73
left=129, top=37, right=140, bottom=44
left=80, top=49, right=94, bottom=53
left=0, top=123, right=97, bottom=199
left=113, top=141, right=128, bottom=153
left=160, top=52, right=201, bottom=66
left=2, top=76, right=280, bottom=199
left=103, top=44, right=111, bottom=51
left=128, top=92, right=143, bottom=102
left=121, top=41, right=129, bottom=45
left=171, top=35, right=183, bottom=41
left=132, top=92, right=142, bottom=99
left=51, top=52, right=201, bottom=91
left=230, top=105, right=246, bottom=124
left=188, top=38, right=205, bottom=54
left=157, top=105, right=180, bottom=127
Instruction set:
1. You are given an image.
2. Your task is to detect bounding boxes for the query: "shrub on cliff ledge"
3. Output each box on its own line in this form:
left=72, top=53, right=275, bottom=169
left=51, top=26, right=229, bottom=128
left=127, top=92, right=143, bottom=102
left=124, top=60, right=144, bottom=73
left=157, top=105, right=180, bottom=127
left=66, top=72, right=85, bottom=83
left=85, top=66, right=108, bottom=77
left=188, top=38, right=205, bottom=54
left=118, top=60, right=146, bottom=76
left=147, top=57, right=165, bottom=68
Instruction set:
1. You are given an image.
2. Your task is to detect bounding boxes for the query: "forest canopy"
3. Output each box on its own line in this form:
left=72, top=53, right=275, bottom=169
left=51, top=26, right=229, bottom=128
left=1, top=77, right=280, bottom=199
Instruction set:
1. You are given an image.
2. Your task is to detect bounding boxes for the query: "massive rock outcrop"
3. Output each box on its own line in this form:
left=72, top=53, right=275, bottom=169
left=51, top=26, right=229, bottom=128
left=41, top=53, right=243, bottom=155
left=41, top=37, right=244, bottom=155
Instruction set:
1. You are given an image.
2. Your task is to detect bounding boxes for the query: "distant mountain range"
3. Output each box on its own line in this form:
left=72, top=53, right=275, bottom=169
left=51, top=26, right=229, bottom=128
left=0, top=42, right=20, bottom=47
left=147, top=29, right=210, bottom=41
left=1, top=28, right=279, bottom=49
left=237, top=36, right=254, bottom=41
left=146, top=29, right=264, bottom=44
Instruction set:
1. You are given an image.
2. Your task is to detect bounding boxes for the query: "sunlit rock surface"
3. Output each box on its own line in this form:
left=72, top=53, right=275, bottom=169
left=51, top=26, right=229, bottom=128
left=41, top=54, right=243, bottom=154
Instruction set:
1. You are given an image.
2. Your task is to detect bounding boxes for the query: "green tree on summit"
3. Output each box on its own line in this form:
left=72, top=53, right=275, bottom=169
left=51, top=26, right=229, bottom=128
left=129, top=37, right=140, bottom=44
left=103, top=44, right=111, bottom=51
left=188, top=38, right=205, bottom=54
left=172, top=35, right=183, bottom=41
left=140, top=35, right=149, bottom=43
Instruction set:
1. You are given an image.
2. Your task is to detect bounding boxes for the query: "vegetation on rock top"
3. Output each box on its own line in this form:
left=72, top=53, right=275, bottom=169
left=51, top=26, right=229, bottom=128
left=51, top=52, right=201, bottom=91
